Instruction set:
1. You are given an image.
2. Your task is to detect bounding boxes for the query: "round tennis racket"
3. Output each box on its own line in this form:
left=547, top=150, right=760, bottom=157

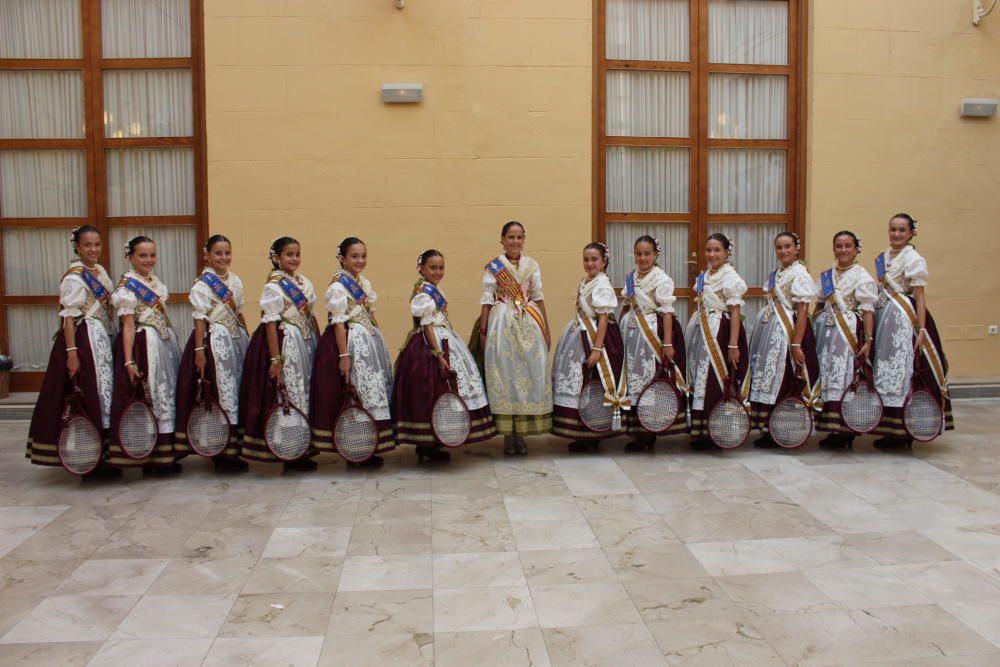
left=708, top=364, right=750, bottom=449
left=264, top=383, right=311, bottom=461
left=117, top=374, right=158, bottom=460
left=58, top=378, right=103, bottom=475
left=841, top=356, right=883, bottom=434
left=636, top=358, right=682, bottom=433
left=334, top=381, right=379, bottom=463
left=577, top=332, right=614, bottom=433
left=187, top=378, right=231, bottom=458
left=769, top=367, right=813, bottom=449
left=903, top=353, right=943, bottom=442
left=431, top=339, right=471, bottom=447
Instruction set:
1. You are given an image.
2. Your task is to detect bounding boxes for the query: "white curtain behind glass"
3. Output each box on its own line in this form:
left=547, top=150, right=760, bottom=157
left=709, top=0, right=788, bottom=65
left=0, top=0, right=81, bottom=58
left=607, top=222, right=690, bottom=289
left=709, top=74, right=786, bottom=139
left=708, top=149, right=786, bottom=214
left=607, top=71, right=689, bottom=138
left=106, top=147, right=195, bottom=217
left=101, top=0, right=191, bottom=58
left=607, top=146, right=689, bottom=213
left=7, top=306, right=57, bottom=371
left=0, top=71, right=84, bottom=139
left=708, top=222, right=785, bottom=287
left=0, top=150, right=87, bottom=217
left=606, top=0, right=689, bottom=62
left=104, top=69, right=193, bottom=138
left=3, top=228, right=76, bottom=296
left=170, top=301, right=194, bottom=340
left=109, top=225, right=198, bottom=293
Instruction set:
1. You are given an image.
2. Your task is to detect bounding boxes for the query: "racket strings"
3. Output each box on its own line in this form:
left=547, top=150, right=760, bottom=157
left=265, top=405, right=311, bottom=460
left=709, top=399, right=750, bottom=448
left=334, top=406, right=378, bottom=461
left=578, top=380, right=613, bottom=432
left=119, top=402, right=157, bottom=458
left=904, top=390, right=942, bottom=441
left=769, top=399, right=813, bottom=448
left=432, top=393, right=470, bottom=447
left=189, top=402, right=230, bottom=457
left=842, top=382, right=881, bottom=433
left=59, top=417, right=102, bottom=474
left=637, top=381, right=680, bottom=432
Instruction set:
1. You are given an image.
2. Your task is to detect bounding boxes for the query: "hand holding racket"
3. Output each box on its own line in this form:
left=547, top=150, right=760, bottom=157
left=333, top=380, right=378, bottom=463
left=264, top=382, right=311, bottom=461
left=708, top=363, right=750, bottom=449
left=58, top=378, right=103, bottom=475
left=903, top=354, right=943, bottom=443
left=636, top=358, right=681, bottom=434
left=118, top=372, right=159, bottom=460
left=840, top=356, right=882, bottom=434
left=769, top=367, right=813, bottom=449
left=188, top=378, right=231, bottom=458
left=432, top=340, right=472, bottom=447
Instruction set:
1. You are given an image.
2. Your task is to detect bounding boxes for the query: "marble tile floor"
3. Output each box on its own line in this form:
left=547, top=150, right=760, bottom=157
left=2, top=400, right=1000, bottom=666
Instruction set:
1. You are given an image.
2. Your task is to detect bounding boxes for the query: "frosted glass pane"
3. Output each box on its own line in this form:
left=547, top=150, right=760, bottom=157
left=102, top=0, right=191, bottom=58
left=169, top=300, right=194, bottom=340
left=607, top=0, right=689, bottom=62
left=607, top=146, right=689, bottom=213
left=7, top=306, right=57, bottom=371
left=0, top=71, right=84, bottom=139
left=0, top=0, right=81, bottom=59
left=709, top=74, right=787, bottom=139
left=606, top=222, right=690, bottom=289
left=709, top=0, right=788, bottom=65
left=707, top=223, right=786, bottom=287
left=708, top=149, right=786, bottom=214
left=104, top=69, right=193, bottom=138
left=106, top=147, right=195, bottom=217
left=3, top=228, right=76, bottom=296
left=607, top=71, right=689, bottom=138
left=0, top=150, right=87, bottom=218
left=109, top=225, right=198, bottom=293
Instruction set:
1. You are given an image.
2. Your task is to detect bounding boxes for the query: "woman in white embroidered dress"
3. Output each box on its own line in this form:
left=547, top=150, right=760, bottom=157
left=479, top=221, right=553, bottom=456
left=393, top=250, right=496, bottom=462
left=747, top=231, right=820, bottom=447
left=871, top=213, right=953, bottom=448
left=175, top=235, right=251, bottom=471
left=620, top=235, right=688, bottom=451
left=551, top=243, right=623, bottom=452
left=311, top=237, right=395, bottom=467
left=684, top=233, right=749, bottom=450
left=109, top=235, right=183, bottom=474
left=239, top=236, right=320, bottom=470
left=27, top=226, right=118, bottom=477
left=813, top=231, right=878, bottom=449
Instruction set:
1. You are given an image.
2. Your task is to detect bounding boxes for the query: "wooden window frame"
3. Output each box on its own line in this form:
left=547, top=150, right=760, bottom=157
left=0, top=0, right=208, bottom=391
left=594, top=0, right=808, bottom=303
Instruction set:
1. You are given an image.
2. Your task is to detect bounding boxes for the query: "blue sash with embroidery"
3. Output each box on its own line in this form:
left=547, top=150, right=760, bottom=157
left=77, top=269, right=109, bottom=302
left=820, top=270, right=835, bottom=299
left=875, top=253, right=887, bottom=281
left=272, top=277, right=307, bottom=312
left=200, top=271, right=233, bottom=304
left=337, top=273, right=368, bottom=304
left=124, top=278, right=162, bottom=309
left=421, top=283, right=447, bottom=311
left=625, top=271, right=636, bottom=299
left=695, top=271, right=706, bottom=295
left=766, top=270, right=777, bottom=293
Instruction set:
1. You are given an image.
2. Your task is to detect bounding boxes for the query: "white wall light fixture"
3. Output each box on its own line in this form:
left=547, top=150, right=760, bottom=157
left=382, top=83, right=423, bottom=104
left=960, top=98, right=998, bottom=117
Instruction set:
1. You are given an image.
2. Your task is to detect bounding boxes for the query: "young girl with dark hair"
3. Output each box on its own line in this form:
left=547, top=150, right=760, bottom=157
left=26, top=226, right=119, bottom=476
left=747, top=231, right=820, bottom=447
left=871, top=214, right=953, bottom=448
left=684, top=233, right=749, bottom=449
left=108, top=235, right=183, bottom=474
left=393, top=250, right=496, bottom=461
left=551, top=242, right=625, bottom=452
left=174, top=235, right=251, bottom=471
left=479, top=221, right=553, bottom=455
left=310, top=237, right=395, bottom=466
left=620, top=235, right=687, bottom=451
left=813, top=230, right=878, bottom=449
left=239, top=236, right=320, bottom=470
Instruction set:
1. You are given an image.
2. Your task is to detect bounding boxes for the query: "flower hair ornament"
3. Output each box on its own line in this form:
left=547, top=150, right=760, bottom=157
left=69, top=226, right=81, bottom=244
left=789, top=231, right=801, bottom=250
left=911, top=219, right=919, bottom=237
left=416, top=253, right=425, bottom=271
left=123, top=240, right=133, bottom=257
left=856, top=236, right=863, bottom=253
left=594, top=242, right=610, bottom=264
left=268, top=238, right=282, bottom=263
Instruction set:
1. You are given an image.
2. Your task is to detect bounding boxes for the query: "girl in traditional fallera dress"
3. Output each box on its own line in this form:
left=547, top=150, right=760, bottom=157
left=174, top=235, right=251, bottom=471
left=813, top=231, right=878, bottom=450
left=551, top=243, right=625, bottom=452
left=393, top=250, right=497, bottom=461
left=108, top=236, right=183, bottom=474
left=480, top=221, right=553, bottom=456
left=620, top=235, right=688, bottom=451
left=311, top=237, right=395, bottom=466
left=685, top=233, right=749, bottom=450
left=26, top=226, right=119, bottom=477
left=239, top=237, right=320, bottom=471
left=871, top=214, right=953, bottom=448
left=747, top=232, right=821, bottom=447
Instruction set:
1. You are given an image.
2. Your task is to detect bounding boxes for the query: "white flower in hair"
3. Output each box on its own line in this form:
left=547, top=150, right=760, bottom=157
left=123, top=241, right=132, bottom=256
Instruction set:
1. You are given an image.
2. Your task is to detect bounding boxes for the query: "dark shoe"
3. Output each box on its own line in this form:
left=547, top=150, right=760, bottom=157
left=283, top=458, right=318, bottom=472
left=83, top=464, right=122, bottom=480
left=568, top=440, right=600, bottom=453
left=142, top=462, right=183, bottom=477
left=213, top=457, right=249, bottom=473
left=515, top=436, right=528, bottom=456
left=753, top=433, right=778, bottom=449
left=416, top=445, right=450, bottom=463
left=503, top=436, right=517, bottom=456
left=690, top=438, right=717, bottom=451
left=819, top=433, right=850, bottom=450
left=624, top=437, right=654, bottom=452
left=349, top=455, right=384, bottom=468
left=874, top=437, right=910, bottom=451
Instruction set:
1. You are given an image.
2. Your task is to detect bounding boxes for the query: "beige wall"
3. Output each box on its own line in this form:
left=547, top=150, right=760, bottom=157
left=205, top=0, right=1000, bottom=379
left=807, top=0, right=1000, bottom=379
